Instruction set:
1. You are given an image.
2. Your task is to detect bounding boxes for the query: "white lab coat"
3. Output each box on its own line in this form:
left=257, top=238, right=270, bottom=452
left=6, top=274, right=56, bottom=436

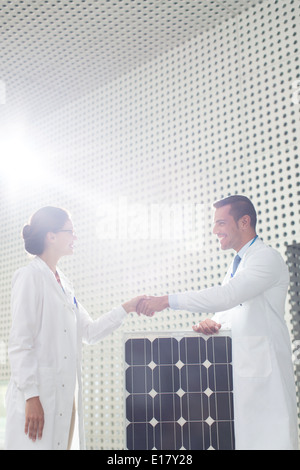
left=5, top=256, right=127, bottom=450
left=169, top=239, right=298, bottom=450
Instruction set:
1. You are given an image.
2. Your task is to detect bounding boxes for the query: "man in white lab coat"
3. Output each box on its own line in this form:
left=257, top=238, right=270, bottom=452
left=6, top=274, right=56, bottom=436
left=137, top=195, right=298, bottom=450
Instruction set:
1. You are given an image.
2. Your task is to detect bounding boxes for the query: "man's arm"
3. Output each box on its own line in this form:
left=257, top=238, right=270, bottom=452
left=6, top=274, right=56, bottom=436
left=136, top=248, right=284, bottom=327
left=136, top=295, right=222, bottom=335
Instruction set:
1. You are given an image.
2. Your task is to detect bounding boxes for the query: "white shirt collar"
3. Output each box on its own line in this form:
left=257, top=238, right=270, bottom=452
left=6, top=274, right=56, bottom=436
left=237, top=235, right=258, bottom=259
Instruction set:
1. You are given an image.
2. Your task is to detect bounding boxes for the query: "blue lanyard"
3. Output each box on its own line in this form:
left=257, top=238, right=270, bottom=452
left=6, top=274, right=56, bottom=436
left=249, top=235, right=258, bottom=247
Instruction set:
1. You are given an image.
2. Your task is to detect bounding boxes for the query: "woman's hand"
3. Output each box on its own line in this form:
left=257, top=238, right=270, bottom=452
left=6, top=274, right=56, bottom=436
left=25, top=396, right=45, bottom=442
left=122, top=295, right=154, bottom=316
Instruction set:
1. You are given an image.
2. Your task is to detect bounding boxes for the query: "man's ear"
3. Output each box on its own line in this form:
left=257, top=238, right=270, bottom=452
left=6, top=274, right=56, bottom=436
left=238, top=215, right=251, bottom=231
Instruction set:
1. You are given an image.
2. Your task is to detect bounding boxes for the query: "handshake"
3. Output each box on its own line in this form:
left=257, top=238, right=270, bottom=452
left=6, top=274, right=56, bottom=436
left=122, top=295, right=222, bottom=335
left=122, top=295, right=169, bottom=317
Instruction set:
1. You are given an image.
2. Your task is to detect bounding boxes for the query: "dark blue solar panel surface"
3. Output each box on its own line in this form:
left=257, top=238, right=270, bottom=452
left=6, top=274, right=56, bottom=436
left=125, top=333, right=235, bottom=450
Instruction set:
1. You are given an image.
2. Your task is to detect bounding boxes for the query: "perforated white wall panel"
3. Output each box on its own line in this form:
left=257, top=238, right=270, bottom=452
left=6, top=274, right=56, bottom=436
left=0, top=0, right=264, bottom=118
left=0, top=0, right=299, bottom=450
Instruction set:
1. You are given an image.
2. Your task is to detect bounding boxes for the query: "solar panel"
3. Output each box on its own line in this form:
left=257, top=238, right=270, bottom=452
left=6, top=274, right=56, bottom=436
left=124, top=331, right=235, bottom=450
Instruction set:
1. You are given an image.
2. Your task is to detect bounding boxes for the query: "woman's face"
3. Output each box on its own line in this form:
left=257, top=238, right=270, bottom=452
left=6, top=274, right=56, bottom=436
left=53, top=219, right=77, bottom=257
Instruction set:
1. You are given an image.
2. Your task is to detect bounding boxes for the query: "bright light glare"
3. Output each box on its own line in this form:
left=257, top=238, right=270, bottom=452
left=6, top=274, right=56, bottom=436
left=0, top=123, right=45, bottom=193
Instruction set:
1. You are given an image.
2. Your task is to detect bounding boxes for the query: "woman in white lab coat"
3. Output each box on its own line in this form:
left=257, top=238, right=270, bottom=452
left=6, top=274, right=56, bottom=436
left=5, top=206, right=145, bottom=450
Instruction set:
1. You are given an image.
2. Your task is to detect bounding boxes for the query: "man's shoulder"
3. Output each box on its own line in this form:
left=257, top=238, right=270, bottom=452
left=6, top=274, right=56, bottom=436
left=249, top=238, right=280, bottom=256
left=246, top=238, right=288, bottom=272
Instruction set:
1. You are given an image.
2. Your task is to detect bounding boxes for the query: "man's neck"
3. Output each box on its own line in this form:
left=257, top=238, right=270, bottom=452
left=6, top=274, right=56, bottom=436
left=235, top=233, right=257, bottom=253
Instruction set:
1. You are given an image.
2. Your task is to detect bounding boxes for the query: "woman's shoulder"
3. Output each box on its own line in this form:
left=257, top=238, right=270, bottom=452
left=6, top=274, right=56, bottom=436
left=12, top=257, right=45, bottom=284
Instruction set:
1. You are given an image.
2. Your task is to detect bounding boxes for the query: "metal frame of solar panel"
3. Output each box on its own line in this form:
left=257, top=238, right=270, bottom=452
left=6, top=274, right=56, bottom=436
left=124, top=331, right=235, bottom=450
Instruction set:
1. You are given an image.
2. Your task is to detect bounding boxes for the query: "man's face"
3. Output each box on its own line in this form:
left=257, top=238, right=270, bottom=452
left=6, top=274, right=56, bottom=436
left=213, top=205, right=242, bottom=251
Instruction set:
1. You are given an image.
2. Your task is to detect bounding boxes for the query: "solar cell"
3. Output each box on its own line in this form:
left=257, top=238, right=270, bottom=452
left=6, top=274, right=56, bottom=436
left=125, top=332, right=235, bottom=450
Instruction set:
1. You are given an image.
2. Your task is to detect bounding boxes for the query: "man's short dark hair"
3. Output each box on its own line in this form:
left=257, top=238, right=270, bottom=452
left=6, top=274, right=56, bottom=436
left=213, top=195, right=257, bottom=229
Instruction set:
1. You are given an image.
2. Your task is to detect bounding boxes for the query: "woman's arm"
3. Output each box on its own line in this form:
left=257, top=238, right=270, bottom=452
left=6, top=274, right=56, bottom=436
left=77, top=295, right=147, bottom=345
left=9, top=267, right=43, bottom=399
left=9, top=267, right=45, bottom=441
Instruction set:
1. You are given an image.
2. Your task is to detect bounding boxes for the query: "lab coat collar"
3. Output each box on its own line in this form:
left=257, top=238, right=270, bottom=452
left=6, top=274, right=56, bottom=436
left=225, top=237, right=261, bottom=282
left=237, top=235, right=258, bottom=259
left=32, top=256, right=74, bottom=302
left=33, top=255, right=56, bottom=278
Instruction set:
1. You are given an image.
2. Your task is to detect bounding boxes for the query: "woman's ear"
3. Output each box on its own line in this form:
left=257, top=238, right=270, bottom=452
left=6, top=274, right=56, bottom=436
left=45, top=231, right=57, bottom=245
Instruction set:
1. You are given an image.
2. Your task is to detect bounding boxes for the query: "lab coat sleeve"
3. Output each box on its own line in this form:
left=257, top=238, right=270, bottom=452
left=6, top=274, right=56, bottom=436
left=77, top=303, right=127, bottom=345
left=8, top=267, right=43, bottom=401
left=168, top=248, right=286, bottom=314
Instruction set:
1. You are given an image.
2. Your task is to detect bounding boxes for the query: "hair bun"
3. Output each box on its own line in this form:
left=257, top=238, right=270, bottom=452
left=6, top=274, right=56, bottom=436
left=22, top=224, right=33, bottom=240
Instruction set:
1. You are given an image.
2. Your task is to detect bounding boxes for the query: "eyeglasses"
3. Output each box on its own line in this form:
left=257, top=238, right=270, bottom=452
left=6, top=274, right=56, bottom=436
left=56, top=230, right=76, bottom=236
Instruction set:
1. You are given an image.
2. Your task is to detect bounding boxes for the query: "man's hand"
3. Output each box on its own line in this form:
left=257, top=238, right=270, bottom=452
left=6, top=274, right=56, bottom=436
left=136, top=295, right=169, bottom=316
left=192, top=319, right=221, bottom=335
left=25, top=396, right=44, bottom=442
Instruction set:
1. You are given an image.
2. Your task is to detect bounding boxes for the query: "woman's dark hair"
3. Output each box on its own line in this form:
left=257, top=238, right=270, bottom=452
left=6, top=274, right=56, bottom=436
left=22, top=206, right=70, bottom=255
left=213, top=195, right=257, bottom=229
